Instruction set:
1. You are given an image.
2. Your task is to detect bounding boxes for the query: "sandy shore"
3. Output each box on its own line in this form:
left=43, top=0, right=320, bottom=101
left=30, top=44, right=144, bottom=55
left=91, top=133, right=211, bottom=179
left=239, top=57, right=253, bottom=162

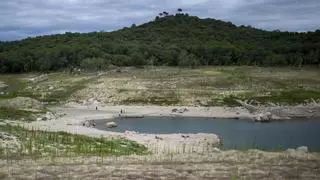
left=23, top=104, right=252, bottom=153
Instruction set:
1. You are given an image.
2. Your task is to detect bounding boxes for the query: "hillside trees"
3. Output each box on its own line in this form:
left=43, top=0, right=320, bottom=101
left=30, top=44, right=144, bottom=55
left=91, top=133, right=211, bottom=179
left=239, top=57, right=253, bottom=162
left=0, top=13, right=319, bottom=73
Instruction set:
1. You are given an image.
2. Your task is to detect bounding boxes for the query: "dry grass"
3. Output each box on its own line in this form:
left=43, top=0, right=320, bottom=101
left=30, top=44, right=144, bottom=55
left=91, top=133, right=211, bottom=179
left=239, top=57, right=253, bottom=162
left=71, top=66, right=320, bottom=106
left=0, top=150, right=319, bottom=179
left=1, top=66, right=319, bottom=106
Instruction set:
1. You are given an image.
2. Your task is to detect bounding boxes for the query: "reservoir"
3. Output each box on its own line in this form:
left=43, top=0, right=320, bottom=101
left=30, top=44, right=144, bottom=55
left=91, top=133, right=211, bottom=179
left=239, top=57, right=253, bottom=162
left=93, top=116, right=320, bottom=151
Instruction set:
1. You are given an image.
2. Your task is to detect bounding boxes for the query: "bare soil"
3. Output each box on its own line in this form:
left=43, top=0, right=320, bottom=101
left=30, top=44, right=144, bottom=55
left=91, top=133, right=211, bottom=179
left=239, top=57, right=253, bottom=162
left=0, top=150, right=319, bottom=179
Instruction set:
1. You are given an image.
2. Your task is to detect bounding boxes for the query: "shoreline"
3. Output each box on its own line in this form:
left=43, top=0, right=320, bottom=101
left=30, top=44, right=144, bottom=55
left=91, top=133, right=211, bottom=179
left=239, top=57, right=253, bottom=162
left=26, top=104, right=244, bottom=153
left=22, top=104, right=319, bottom=153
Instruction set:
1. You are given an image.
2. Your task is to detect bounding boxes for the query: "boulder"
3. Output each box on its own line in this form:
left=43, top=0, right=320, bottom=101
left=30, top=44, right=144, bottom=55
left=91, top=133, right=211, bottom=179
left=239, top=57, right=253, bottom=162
left=38, top=111, right=56, bottom=121
left=83, top=120, right=91, bottom=127
left=106, top=121, right=117, bottom=128
left=172, top=108, right=178, bottom=113
left=286, top=148, right=296, bottom=153
left=253, top=112, right=273, bottom=122
left=296, top=146, right=308, bottom=153
left=212, top=147, right=221, bottom=153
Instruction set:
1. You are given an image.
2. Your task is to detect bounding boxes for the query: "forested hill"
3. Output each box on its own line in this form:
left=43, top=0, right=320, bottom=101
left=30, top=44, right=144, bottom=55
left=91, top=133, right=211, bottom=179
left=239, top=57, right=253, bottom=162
left=0, top=13, right=319, bottom=73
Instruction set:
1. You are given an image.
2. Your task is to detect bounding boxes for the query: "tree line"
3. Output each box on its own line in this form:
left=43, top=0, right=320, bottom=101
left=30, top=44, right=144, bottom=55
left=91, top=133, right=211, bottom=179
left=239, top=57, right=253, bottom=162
left=0, top=12, right=319, bottom=73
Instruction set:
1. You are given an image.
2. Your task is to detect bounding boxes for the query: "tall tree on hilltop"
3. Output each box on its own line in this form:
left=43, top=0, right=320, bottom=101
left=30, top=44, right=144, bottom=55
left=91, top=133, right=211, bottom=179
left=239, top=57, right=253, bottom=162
left=163, top=11, right=169, bottom=16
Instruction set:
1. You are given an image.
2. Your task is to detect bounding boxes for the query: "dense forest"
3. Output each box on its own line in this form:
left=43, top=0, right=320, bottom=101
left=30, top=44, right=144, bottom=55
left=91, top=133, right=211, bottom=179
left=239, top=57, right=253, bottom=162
left=0, top=12, right=320, bottom=73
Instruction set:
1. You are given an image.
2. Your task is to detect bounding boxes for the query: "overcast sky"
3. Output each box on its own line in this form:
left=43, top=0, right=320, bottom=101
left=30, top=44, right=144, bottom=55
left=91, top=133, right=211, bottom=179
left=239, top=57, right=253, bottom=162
left=0, top=0, right=319, bottom=41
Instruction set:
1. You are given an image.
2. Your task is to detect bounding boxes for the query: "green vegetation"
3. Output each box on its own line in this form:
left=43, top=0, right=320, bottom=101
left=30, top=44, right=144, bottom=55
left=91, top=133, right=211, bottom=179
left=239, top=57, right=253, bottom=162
left=42, top=76, right=96, bottom=103
left=0, top=125, right=148, bottom=158
left=0, top=75, right=33, bottom=99
left=0, top=107, right=36, bottom=122
left=246, top=90, right=320, bottom=105
left=0, top=73, right=97, bottom=103
left=123, top=96, right=180, bottom=106
left=86, top=66, right=319, bottom=106
left=0, top=13, right=319, bottom=73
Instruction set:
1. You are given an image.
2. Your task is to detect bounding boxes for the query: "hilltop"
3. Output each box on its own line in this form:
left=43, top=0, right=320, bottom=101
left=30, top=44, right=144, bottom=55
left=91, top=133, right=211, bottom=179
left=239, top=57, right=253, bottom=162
left=0, top=13, right=319, bottom=73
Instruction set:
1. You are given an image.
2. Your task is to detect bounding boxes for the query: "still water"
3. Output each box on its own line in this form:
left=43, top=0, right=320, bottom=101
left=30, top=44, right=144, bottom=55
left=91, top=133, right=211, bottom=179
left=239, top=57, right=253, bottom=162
left=93, top=116, right=320, bottom=151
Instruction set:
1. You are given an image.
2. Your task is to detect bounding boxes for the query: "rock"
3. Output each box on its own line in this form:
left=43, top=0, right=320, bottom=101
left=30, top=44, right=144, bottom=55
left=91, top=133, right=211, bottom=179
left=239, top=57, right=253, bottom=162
left=28, top=74, right=48, bottom=83
left=172, top=108, right=178, bottom=113
left=253, top=112, right=273, bottom=122
left=45, top=111, right=55, bottom=120
left=254, top=115, right=262, bottom=122
left=106, top=121, right=117, bottom=128
left=48, top=86, right=54, bottom=90
left=212, top=147, right=221, bottom=153
left=183, top=108, right=189, bottom=112
left=267, top=102, right=276, bottom=107
left=181, top=135, right=190, bottom=138
left=38, top=112, right=55, bottom=121
left=155, top=136, right=163, bottom=140
left=172, top=108, right=189, bottom=113
left=83, top=120, right=91, bottom=127
left=286, top=148, right=296, bottom=153
left=93, top=100, right=100, bottom=105
left=296, top=146, right=308, bottom=153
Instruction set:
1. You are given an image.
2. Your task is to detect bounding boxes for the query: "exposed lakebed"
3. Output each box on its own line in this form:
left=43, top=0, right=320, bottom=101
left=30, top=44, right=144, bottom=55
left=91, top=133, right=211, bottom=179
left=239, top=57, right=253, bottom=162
left=93, top=116, right=320, bottom=151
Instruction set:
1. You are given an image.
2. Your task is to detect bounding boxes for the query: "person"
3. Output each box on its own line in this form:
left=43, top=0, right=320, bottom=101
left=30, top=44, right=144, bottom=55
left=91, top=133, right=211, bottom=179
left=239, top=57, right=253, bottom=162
left=96, top=106, right=98, bottom=110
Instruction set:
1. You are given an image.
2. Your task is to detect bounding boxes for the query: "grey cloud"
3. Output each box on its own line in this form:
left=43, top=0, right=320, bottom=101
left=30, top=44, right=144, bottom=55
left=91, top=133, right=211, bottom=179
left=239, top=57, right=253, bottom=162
left=0, top=0, right=319, bottom=41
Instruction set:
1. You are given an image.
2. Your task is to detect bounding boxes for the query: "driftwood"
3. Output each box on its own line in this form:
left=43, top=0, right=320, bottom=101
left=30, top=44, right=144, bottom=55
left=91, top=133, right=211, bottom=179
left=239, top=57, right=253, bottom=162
left=310, top=98, right=319, bottom=106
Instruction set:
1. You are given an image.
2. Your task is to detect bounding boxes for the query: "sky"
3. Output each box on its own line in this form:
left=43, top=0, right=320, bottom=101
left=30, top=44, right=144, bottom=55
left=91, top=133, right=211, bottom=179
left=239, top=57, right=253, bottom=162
left=0, top=0, right=319, bottom=41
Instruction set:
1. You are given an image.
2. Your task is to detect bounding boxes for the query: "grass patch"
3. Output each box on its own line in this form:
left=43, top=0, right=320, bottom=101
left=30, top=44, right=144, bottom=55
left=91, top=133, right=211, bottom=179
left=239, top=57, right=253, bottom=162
left=0, top=107, right=36, bottom=122
left=0, top=75, right=33, bottom=100
left=121, top=90, right=180, bottom=106
left=123, top=96, right=180, bottom=105
left=250, top=90, right=320, bottom=105
left=0, top=125, right=148, bottom=158
left=42, top=77, right=96, bottom=103
left=222, top=95, right=239, bottom=106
